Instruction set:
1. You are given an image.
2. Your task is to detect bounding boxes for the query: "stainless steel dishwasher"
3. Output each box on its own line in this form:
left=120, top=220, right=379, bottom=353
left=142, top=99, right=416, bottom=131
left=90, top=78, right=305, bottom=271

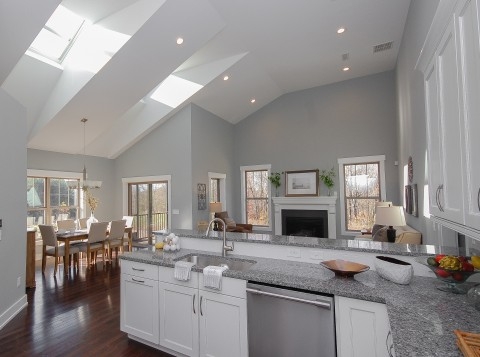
left=247, top=281, right=336, bottom=357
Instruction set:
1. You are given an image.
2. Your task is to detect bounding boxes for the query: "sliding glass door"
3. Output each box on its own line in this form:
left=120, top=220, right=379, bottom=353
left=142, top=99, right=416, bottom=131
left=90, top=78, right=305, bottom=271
left=128, top=181, right=168, bottom=241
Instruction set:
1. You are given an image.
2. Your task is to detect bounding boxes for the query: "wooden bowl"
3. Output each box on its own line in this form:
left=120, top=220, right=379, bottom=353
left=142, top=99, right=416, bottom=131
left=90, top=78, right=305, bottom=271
left=320, top=259, right=370, bottom=277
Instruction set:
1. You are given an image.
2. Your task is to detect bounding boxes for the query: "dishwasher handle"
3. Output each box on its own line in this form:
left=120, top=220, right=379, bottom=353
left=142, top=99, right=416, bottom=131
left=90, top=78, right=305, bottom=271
left=246, top=287, right=332, bottom=310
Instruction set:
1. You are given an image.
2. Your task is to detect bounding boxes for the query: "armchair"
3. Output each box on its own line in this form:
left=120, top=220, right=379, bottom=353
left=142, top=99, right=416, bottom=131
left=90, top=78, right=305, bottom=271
left=214, top=211, right=253, bottom=233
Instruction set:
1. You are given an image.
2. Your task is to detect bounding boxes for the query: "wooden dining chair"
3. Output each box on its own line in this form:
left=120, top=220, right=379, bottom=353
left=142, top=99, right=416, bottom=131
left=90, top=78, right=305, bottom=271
left=105, top=220, right=127, bottom=262
left=57, top=219, right=76, bottom=231
left=39, top=224, right=80, bottom=276
left=77, top=221, right=109, bottom=268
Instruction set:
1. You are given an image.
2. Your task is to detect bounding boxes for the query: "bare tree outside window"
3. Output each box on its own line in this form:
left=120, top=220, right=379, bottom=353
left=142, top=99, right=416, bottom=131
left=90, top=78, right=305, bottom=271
left=343, top=162, right=381, bottom=231
left=245, top=170, right=269, bottom=226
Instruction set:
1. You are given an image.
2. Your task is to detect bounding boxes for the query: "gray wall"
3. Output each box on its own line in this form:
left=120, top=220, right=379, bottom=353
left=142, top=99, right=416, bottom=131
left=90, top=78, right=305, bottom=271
left=114, top=105, right=193, bottom=229
left=0, top=89, right=27, bottom=322
left=396, top=0, right=439, bottom=244
left=233, top=71, right=400, bottom=237
left=27, top=149, right=115, bottom=221
left=191, top=104, right=235, bottom=224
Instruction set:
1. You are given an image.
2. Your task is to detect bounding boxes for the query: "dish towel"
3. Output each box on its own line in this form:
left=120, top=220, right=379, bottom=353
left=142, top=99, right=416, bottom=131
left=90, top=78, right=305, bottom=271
left=174, top=261, right=195, bottom=281
left=203, top=265, right=228, bottom=290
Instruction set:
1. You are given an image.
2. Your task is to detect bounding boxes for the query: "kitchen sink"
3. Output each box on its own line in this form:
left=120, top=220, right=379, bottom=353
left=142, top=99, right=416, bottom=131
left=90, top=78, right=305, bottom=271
left=176, top=254, right=256, bottom=272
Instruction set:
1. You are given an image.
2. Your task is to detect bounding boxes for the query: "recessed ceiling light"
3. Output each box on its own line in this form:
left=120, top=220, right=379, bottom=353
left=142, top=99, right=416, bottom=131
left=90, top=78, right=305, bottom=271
left=337, top=27, right=346, bottom=34
left=223, top=75, right=229, bottom=81
left=176, top=37, right=184, bottom=45
left=251, top=98, right=256, bottom=103
left=343, top=67, right=350, bottom=72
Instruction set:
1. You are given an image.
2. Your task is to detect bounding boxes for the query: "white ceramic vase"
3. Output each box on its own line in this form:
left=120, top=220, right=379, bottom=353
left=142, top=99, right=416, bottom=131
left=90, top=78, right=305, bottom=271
left=374, top=255, right=413, bottom=285
left=86, top=212, right=98, bottom=232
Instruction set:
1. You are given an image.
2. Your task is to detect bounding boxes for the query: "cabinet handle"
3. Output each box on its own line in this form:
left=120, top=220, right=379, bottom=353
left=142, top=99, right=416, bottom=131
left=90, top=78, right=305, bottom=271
left=435, top=185, right=440, bottom=209
left=436, top=184, right=444, bottom=212
left=193, top=294, right=196, bottom=314
left=200, top=296, right=203, bottom=316
left=132, top=267, right=145, bottom=272
left=477, top=188, right=480, bottom=212
left=131, top=277, right=144, bottom=284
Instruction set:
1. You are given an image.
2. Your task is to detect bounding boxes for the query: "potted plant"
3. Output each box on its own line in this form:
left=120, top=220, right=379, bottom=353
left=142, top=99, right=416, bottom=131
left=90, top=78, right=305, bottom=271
left=319, top=167, right=336, bottom=196
left=268, top=172, right=282, bottom=197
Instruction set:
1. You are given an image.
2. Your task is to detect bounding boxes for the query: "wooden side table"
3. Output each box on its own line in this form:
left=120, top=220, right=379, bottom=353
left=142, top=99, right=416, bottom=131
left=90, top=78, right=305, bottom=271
left=26, top=230, right=36, bottom=288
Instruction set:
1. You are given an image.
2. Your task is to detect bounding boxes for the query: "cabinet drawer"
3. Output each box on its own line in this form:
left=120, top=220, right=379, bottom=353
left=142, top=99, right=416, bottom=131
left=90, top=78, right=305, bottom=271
left=200, top=274, right=246, bottom=299
left=159, top=266, right=199, bottom=288
left=121, top=260, right=158, bottom=280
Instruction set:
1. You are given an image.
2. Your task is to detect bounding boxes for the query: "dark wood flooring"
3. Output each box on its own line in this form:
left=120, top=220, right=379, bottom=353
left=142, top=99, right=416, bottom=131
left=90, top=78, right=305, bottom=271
left=0, top=256, right=173, bottom=357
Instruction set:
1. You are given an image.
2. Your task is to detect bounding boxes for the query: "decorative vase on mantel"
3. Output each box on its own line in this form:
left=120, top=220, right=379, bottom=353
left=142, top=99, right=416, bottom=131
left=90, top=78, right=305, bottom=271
left=86, top=211, right=98, bottom=231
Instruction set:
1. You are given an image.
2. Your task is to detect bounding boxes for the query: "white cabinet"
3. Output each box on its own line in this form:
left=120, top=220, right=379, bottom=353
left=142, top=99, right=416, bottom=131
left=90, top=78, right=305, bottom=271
left=199, top=289, right=248, bottom=357
left=159, top=281, right=199, bottom=356
left=419, top=0, right=480, bottom=238
left=335, top=296, right=395, bottom=357
left=120, top=261, right=159, bottom=344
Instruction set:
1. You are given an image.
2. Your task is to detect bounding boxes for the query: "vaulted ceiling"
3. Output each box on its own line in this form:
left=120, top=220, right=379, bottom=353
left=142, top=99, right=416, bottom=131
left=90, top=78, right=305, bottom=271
left=1, top=0, right=411, bottom=159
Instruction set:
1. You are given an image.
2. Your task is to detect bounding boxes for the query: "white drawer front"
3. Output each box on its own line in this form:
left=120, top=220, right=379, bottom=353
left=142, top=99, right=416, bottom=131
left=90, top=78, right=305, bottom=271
left=121, top=260, right=158, bottom=280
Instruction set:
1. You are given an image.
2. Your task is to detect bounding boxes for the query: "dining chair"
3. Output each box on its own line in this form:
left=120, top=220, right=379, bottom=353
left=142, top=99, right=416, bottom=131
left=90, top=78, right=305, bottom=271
left=105, top=220, right=127, bottom=262
left=39, top=224, right=80, bottom=276
left=77, top=217, right=88, bottom=230
left=77, top=221, right=109, bottom=268
left=57, top=219, right=76, bottom=231
left=122, top=216, right=134, bottom=228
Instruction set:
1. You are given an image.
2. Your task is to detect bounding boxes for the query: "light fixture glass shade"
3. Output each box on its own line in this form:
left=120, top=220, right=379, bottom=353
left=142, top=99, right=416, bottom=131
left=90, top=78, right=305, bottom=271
left=209, top=202, right=222, bottom=213
left=375, top=206, right=406, bottom=227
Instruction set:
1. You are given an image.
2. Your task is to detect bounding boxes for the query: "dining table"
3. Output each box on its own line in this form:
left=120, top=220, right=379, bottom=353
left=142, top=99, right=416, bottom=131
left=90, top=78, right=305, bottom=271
left=56, top=226, right=133, bottom=274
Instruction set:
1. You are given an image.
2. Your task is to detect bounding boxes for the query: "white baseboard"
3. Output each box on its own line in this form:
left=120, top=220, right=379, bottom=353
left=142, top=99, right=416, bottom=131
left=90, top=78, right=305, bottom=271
left=0, top=294, right=27, bottom=330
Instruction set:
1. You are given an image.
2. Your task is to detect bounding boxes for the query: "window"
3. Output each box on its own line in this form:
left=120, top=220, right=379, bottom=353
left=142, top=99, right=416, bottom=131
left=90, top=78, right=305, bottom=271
left=28, top=5, right=85, bottom=63
left=208, top=172, right=226, bottom=208
left=338, top=156, right=386, bottom=235
left=241, top=165, right=271, bottom=229
left=27, top=170, right=83, bottom=233
left=210, top=178, right=220, bottom=202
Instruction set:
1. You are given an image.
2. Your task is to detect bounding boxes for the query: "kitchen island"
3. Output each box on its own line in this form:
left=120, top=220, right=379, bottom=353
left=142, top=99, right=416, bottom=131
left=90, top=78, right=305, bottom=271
left=121, top=230, right=480, bottom=356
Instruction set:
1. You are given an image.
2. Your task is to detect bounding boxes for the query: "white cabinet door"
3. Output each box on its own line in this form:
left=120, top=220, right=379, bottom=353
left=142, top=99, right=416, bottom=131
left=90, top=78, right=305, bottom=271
left=120, top=273, right=159, bottom=344
left=335, top=296, right=395, bottom=357
left=199, top=290, right=248, bottom=357
left=436, top=17, right=466, bottom=223
left=456, top=0, right=480, bottom=230
left=159, top=282, right=199, bottom=356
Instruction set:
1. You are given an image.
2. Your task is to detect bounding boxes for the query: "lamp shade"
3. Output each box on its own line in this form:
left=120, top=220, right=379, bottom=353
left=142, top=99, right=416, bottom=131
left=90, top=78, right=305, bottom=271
left=375, top=201, right=392, bottom=208
left=210, top=202, right=222, bottom=213
left=375, top=206, right=406, bottom=227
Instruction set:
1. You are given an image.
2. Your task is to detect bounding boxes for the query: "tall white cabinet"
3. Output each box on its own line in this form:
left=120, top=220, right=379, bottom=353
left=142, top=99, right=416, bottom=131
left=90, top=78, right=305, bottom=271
left=418, top=0, right=480, bottom=239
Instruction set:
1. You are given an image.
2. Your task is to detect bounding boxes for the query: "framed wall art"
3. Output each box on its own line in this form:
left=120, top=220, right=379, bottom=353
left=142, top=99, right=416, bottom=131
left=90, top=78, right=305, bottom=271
left=285, top=169, right=319, bottom=197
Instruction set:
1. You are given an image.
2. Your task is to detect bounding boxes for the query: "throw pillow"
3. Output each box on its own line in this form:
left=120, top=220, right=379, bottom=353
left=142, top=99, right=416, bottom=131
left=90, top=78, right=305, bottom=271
left=372, top=226, right=388, bottom=242
left=371, top=224, right=385, bottom=237
left=215, top=211, right=229, bottom=220
left=224, top=217, right=236, bottom=228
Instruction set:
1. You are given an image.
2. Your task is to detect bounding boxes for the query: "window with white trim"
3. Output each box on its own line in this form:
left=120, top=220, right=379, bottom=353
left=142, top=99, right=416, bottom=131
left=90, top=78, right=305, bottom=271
left=241, top=165, right=271, bottom=230
left=338, top=155, right=386, bottom=235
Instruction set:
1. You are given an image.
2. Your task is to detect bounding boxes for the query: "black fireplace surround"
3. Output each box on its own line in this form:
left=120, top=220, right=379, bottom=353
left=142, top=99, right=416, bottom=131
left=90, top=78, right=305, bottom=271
left=281, top=209, right=328, bottom=238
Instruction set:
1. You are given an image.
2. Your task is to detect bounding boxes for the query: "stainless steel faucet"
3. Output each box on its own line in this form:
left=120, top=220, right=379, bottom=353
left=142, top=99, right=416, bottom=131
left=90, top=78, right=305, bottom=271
left=206, top=218, right=234, bottom=257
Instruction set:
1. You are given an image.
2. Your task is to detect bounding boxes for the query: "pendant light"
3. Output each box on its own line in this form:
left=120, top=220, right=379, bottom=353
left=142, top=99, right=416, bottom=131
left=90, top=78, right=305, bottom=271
left=68, top=118, right=102, bottom=190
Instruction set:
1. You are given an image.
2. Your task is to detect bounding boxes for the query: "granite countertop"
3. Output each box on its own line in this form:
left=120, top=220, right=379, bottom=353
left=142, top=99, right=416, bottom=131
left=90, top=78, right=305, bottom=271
left=121, top=248, right=480, bottom=357
left=153, top=229, right=466, bottom=257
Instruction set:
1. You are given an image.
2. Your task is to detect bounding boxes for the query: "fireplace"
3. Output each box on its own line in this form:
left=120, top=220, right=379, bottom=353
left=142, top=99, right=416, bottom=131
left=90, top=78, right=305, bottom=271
left=272, top=196, right=337, bottom=238
left=282, top=209, right=328, bottom=238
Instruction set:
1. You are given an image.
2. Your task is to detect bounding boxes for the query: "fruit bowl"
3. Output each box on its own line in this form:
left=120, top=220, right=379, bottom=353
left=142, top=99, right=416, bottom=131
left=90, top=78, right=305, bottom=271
left=416, top=256, right=479, bottom=294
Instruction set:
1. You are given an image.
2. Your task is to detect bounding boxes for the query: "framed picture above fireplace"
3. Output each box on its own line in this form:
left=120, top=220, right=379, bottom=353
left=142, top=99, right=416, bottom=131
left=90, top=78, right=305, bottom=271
left=285, top=169, right=319, bottom=197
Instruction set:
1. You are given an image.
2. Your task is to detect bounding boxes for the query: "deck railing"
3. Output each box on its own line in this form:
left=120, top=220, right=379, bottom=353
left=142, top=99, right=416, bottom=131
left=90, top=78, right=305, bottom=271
left=133, top=212, right=168, bottom=240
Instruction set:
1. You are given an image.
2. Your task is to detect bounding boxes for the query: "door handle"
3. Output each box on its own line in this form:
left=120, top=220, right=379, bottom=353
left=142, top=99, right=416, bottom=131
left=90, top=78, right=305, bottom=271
left=246, top=288, right=332, bottom=310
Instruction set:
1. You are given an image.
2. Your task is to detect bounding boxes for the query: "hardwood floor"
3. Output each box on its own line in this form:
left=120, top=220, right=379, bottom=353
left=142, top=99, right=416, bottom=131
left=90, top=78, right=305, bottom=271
left=0, top=257, right=173, bottom=357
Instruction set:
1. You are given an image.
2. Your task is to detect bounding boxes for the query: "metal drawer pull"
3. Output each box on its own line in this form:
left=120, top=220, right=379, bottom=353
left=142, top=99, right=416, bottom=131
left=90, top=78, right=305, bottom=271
left=132, top=267, right=145, bottom=272
left=193, top=294, right=196, bottom=314
left=477, top=188, right=480, bottom=212
left=246, top=288, right=331, bottom=310
left=200, top=296, right=203, bottom=316
left=132, top=277, right=145, bottom=283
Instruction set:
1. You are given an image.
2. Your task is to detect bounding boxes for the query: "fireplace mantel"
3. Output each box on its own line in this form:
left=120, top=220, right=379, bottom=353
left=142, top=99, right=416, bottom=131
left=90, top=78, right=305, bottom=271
left=272, top=195, right=337, bottom=238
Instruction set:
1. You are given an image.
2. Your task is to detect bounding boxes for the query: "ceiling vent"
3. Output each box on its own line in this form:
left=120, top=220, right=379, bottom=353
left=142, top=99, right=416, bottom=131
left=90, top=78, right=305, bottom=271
left=342, top=53, right=349, bottom=61
left=373, top=41, right=393, bottom=53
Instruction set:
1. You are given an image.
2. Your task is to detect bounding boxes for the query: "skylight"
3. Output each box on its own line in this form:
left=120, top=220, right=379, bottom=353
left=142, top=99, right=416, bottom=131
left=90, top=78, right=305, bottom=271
left=150, top=75, right=203, bottom=108
left=28, top=5, right=85, bottom=63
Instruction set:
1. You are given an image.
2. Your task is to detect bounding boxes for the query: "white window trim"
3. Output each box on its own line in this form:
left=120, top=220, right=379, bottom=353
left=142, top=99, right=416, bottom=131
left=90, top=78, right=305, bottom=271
left=27, top=169, right=85, bottom=216
left=240, top=164, right=272, bottom=231
left=337, top=155, right=386, bottom=236
left=122, top=175, right=172, bottom=230
left=208, top=172, right=227, bottom=210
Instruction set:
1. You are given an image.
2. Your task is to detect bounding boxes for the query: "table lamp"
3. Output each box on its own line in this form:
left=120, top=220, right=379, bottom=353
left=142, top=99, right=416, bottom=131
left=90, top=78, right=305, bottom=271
left=375, top=206, right=406, bottom=243
left=209, top=202, right=222, bottom=231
